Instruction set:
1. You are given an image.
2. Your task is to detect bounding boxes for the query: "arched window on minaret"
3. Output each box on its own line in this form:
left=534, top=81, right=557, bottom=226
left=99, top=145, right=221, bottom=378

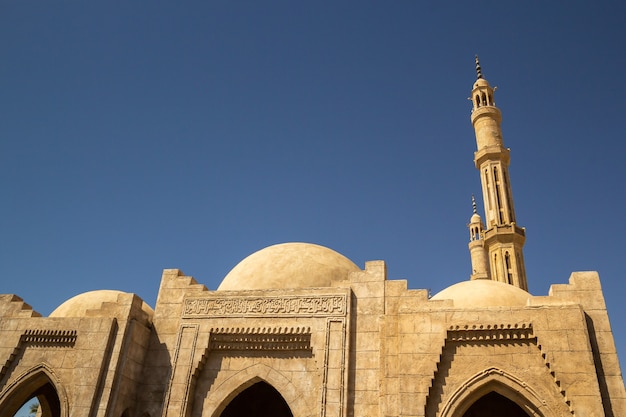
left=481, top=92, right=487, bottom=106
left=492, top=253, right=498, bottom=282
left=503, top=170, right=515, bottom=223
left=470, top=225, right=481, bottom=241
left=493, top=167, right=504, bottom=224
left=516, top=251, right=527, bottom=288
left=475, top=95, right=481, bottom=108
left=484, top=169, right=494, bottom=225
left=505, top=252, right=513, bottom=284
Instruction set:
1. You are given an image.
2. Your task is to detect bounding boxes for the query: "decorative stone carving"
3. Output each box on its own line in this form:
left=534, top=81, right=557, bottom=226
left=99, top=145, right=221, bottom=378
left=22, top=329, right=77, bottom=348
left=182, top=295, right=347, bottom=318
left=447, top=323, right=534, bottom=342
left=209, top=327, right=312, bottom=351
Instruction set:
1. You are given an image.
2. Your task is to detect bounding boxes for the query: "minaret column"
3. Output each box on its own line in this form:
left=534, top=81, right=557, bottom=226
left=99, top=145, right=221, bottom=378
left=468, top=196, right=490, bottom=281
left=469, top=57, right=528, bottom=291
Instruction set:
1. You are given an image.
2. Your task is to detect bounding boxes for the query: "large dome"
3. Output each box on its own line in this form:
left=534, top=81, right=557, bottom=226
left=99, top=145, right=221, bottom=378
left=217, top=242, right=360, bottom=291
left=430, top=279, right=530, bottom=308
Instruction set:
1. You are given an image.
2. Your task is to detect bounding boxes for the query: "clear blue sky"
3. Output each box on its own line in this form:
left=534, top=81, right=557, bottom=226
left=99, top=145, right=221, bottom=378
left=1, top=2, right=625, bottom=372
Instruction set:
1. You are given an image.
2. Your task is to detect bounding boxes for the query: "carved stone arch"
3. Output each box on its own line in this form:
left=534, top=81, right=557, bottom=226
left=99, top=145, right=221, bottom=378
left=0, top=362, right=69, bottom=417
left=439, top=367, right=557, bottom=417
left=205, top=363, right=312, bottom=417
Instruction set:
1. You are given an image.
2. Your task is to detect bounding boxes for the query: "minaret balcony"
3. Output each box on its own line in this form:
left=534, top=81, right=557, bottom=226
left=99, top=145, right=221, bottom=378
left=484, top=224, right=526, bottom=245
left=474, top=147, right=510, bottom=168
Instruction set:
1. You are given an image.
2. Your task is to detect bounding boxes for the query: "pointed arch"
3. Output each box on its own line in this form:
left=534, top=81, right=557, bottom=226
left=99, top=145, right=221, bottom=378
left=205, top=363, right=312, bottom=417
left=0, top=363, right=69, bottom=417
left=438, top=367, right=556, bottom=417
left=219, top=381, right=292, bottom=417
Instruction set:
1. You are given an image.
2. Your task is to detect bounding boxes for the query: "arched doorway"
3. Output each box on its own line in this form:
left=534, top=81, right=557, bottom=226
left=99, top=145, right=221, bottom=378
left=437, top=368, right=557, bottom=417
left=0, top=365, right=67, bottom=417
left=6, top=382, right=60, bottom=417
left=462, top=391, right=530, bottom=417
left=219, top=381, right=293, bottom=417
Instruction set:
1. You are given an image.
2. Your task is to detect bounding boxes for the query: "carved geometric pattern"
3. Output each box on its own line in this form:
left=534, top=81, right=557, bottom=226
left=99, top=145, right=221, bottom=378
left=183, top=295, right=347, bottom=318
left=21, top=329, right=77, bottom=348
left=209, top=327, right=312, bottom=351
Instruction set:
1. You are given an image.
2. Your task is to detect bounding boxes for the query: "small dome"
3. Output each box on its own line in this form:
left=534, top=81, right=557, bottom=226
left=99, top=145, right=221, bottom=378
left=473, top=78, right=490, bottom=89
left=50, top=290, right=154, bottom=318
left=470, top=213, right=482, bottom=223
left=431, top=280, right=530, bottom=308
left=218, top=242, right=360, bottom=291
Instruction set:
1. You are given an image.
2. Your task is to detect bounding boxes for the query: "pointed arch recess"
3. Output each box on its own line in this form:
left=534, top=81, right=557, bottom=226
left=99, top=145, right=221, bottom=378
left=438, top=367, right=556, bottom=417
left=0, top=362, right=69, bottom=417
left=206, top=363, right=311, bottom=417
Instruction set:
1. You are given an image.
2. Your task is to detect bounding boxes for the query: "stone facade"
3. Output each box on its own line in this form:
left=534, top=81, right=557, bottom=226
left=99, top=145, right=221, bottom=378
left=1, top=265, right=624, bottom=417
left=0, top=63, right=624, bottom=417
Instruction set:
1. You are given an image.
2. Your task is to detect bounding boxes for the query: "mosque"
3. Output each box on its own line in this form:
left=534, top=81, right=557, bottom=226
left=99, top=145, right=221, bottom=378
left=0, top=59, right=624, bottom=417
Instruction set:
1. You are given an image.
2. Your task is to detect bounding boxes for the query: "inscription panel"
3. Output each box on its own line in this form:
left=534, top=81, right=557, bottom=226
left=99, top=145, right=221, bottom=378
left=183, top=294, right=347, bottom=318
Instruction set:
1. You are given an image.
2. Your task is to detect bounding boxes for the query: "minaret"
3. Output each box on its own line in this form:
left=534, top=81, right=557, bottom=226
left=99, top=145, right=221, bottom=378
left=470, top=56, right=528, bottom=291
left=468, top=195, right=490, bottom=281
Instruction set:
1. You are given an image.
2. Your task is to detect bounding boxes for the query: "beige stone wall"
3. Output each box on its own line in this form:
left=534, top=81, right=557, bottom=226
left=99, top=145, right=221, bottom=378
left=344, top=261, right=386, bottom=417
left=531, top=272, right=626, bottom=417
left=104, top=296, right=154, bottom=417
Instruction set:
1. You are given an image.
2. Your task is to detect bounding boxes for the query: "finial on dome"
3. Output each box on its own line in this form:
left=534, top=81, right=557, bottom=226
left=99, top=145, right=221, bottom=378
left=475, top=55, right=483, bottom=80
left=472, top=194, right=478, bottom=214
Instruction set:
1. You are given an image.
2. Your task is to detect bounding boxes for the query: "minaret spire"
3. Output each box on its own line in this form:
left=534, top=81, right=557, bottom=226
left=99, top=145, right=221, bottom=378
left=475, top=55, right=483, bottom=80
left=469, top=57, right=528, bottom=290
